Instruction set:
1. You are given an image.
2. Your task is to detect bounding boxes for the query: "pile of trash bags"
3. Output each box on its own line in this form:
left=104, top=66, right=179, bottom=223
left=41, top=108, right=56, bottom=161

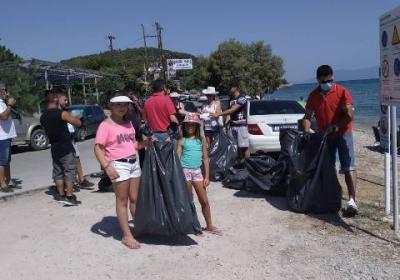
left=222, top=154, right=287, bottom=195
left=284, top=130, right=342, bottom=213
left=134, top=141, right=202, bottom=236
left=209, top=131, right=238, bottom=181
left=222, top=129, right=342, bottom=214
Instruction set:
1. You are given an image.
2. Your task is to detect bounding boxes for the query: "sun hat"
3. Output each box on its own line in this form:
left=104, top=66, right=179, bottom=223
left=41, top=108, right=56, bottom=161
left=183, top=113, right=202, bottom=125
left=169, top=92, right=180, bottom=98
left=202, top=86, right=219, bottom=95
left=110, top=96, right=133, bottom=103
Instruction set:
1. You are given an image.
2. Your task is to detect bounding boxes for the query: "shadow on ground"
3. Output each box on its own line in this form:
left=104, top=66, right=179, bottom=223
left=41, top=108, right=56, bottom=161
left=91, top=216, right=198, bottom=246
left=233, top=189, right=354, bottom=232
left=91, top=216, right=123, bottom=241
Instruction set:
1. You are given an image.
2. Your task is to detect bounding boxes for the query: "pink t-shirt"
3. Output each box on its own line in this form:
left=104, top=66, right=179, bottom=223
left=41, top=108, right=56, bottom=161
left=95, top=120, right=138, bottom=161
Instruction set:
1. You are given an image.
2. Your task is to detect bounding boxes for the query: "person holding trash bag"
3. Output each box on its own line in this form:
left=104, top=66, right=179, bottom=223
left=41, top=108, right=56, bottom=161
left=302, top=64, right=358, bottom=215
left=211, top=80, right=250, bottom=159
left=200, top=86, right=222, bottom=145
left=143, top=79, right=179, bottom=143
left=176, top=113, right=222, bottom=235
left=94, top=95, right=149, bottom=249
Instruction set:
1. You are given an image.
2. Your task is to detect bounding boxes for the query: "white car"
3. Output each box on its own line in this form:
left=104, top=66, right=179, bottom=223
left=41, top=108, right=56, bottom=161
left=246, top=100, right=305, bottom=153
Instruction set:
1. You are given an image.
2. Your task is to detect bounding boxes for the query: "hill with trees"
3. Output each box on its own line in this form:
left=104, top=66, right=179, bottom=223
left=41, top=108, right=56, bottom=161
left=62, top=40, right=285, bottom=97
left=0, top=40, right=285, bottom=113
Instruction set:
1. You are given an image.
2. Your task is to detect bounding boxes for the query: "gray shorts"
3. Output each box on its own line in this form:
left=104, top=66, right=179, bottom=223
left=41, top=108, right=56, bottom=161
left=231, top=126, right=249, bottom=148
left=52, top=152, right=77, bottom=182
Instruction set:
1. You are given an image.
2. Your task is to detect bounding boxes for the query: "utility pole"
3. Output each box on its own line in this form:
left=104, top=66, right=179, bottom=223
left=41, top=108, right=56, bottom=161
left=107, top=34, right=116, bottom=51
left=141, top=24, right=149, bottom=82
left=155, top=22, right=166, bottom=80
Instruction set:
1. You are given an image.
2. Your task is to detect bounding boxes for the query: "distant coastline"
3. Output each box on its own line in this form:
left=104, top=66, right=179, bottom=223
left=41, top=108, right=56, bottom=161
left=292, top=77, right=379, bottom=87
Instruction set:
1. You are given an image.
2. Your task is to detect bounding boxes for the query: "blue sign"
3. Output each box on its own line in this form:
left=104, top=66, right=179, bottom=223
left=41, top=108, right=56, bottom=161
left=382, top=30, right=388, bottom=47
left=395, top=58, right=400, bottom=77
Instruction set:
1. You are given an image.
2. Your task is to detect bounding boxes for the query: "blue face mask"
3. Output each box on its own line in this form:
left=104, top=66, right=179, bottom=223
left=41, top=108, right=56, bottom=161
left=320, top=82, right=333, bottom=92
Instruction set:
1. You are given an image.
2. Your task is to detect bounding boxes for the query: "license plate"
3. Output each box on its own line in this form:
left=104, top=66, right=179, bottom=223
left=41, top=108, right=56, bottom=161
left=272, top=124, right=297, bottom=132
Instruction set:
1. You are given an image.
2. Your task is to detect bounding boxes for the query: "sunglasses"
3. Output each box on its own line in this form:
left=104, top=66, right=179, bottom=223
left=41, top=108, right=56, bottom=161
left=320, top=79, right=333, bottom=84
left=112, top=102, right=129, bottom=106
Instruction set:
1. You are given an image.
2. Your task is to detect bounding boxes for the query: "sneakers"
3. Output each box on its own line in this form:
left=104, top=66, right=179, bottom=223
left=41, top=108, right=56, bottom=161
left=346, top=198, right=359, bottom=216
left=64, top=195, right=81, bottom=206
left=79, top=179, right=94, bottom=190
left=0, top=186, right=13, bottom=193
left=56, top=194, right=81, bottom=206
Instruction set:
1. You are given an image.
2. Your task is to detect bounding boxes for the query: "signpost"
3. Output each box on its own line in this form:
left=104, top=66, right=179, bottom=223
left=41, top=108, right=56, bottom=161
left=166, top=58, right=193, bottom=81
left=167, top=59, right=193, bottom=70
left=380, top=5, right=400, bottom=234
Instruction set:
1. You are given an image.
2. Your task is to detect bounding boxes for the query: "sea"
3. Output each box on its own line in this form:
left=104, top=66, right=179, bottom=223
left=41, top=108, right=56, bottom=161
left=271, top=78, right=380, bottom=129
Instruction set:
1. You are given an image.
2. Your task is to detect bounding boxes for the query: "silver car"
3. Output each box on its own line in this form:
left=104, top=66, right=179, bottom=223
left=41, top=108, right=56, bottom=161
left=11, top=110, right=49, bottom=150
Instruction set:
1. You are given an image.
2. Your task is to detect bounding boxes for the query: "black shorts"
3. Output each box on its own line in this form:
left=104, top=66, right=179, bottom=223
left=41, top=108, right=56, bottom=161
left=52, top=152, right=77, bottom=182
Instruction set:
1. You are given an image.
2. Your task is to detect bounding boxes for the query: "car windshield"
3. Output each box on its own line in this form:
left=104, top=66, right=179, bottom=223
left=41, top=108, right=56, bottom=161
left=249, top=100, right=305, bottom=115
left=68, top=108, right=84, bottom=117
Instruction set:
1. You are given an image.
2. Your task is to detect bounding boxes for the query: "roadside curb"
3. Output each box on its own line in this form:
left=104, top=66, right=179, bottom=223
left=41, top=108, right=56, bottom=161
left=0, top=185, right=51, bottom=203
left=0, top=173, right=102, bottom=203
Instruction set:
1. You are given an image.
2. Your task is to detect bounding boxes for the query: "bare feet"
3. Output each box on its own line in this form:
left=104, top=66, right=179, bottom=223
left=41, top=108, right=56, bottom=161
left=122, top=236, right=141, bottom=249
left=204, top=226, right=223, bottom=236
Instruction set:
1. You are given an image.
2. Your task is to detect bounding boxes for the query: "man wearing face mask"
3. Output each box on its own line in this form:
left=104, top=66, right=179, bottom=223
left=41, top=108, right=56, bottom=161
left=302, top=65, right=358, bottom=215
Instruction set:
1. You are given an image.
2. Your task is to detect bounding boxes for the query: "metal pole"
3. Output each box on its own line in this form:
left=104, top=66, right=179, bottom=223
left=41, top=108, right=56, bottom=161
left=67, top=76, right=72, bottom=105
left=45, top=70, right=49, bottom=90
left=94, top=77, right=99, bottom=104
left=82, top=77, right=86, bottom=105
left=385, top=105, right=391, bottom=215
left=390, top=105, right=398, bottom=233
left=141, top=24, right=149, bottom=81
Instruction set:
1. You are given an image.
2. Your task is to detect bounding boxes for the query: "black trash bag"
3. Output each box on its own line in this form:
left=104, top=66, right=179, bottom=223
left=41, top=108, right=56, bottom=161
left=285, top=130, right=342, bottom=213
left=245, top=155, right=287, bottom=194
left=98, top=173, right=113, bottom=192
left=209, top=131, right=238, bottom=181
left=134, top=141, right=202, bottom=236
left=222, top=166, right=249, bottom=190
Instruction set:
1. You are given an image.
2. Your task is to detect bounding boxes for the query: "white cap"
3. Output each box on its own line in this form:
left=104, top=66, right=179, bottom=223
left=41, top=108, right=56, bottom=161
left=110, top=96, right=133, bottom=103
left=170, top=92, right=180, bottom=98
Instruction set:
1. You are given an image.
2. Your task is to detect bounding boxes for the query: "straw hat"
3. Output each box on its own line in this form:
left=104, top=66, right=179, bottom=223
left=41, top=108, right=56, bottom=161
left=202, top=86, right=219, bottom=95
left=183, top=113, right=202, bottom=125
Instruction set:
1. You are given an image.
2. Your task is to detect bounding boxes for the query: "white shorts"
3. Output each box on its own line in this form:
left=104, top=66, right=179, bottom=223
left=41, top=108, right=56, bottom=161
left=111, top=159, right=141, bottom=182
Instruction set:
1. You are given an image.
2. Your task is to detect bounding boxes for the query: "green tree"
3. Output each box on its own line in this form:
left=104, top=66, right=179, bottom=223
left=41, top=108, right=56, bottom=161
left=180, top=56, right=210, bottom=90
left=208, top=39, right=284, bottom=96
left=0, top=45, right=42, bottom=114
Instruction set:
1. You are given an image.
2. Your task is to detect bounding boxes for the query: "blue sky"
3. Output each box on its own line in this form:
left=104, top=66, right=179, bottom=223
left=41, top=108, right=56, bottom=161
left=0, top=0, right=399, bottom=82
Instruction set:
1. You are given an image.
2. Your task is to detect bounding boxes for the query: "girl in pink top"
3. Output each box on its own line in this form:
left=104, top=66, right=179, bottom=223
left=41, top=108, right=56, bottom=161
left=94, top=95, right=148, bottom=250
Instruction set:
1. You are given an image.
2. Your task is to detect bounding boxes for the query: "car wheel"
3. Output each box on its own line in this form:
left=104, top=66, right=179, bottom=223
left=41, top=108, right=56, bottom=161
left=77, top=127, right=87, bottom=141
left=30, top=129, right=49, bottom=151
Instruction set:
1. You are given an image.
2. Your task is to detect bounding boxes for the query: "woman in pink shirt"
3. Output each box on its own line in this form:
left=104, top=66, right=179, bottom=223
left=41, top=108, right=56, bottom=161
left=94, top=95, right=148, bottom=249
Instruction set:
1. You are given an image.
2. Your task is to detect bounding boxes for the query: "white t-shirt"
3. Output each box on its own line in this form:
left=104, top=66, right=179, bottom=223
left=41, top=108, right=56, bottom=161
left=0, top=99, right=17, bottom=140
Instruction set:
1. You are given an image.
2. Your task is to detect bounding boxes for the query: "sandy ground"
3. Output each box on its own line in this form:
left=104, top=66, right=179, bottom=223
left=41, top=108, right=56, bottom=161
left=1, top=126, right=400, bottom=280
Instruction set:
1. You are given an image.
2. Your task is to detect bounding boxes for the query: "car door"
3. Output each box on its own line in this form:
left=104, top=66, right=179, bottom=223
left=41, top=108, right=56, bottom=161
left=84, top=106, right=97, bottom=136
left=11, top=110, right=25, bottom=141
left=94, top=106, right=105, bottom=124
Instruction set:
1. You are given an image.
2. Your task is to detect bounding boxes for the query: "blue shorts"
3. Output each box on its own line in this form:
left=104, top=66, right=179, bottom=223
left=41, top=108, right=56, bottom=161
left=0, top=139, right=12, bottom=166
left=327, top=132, right=355, bottom=172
